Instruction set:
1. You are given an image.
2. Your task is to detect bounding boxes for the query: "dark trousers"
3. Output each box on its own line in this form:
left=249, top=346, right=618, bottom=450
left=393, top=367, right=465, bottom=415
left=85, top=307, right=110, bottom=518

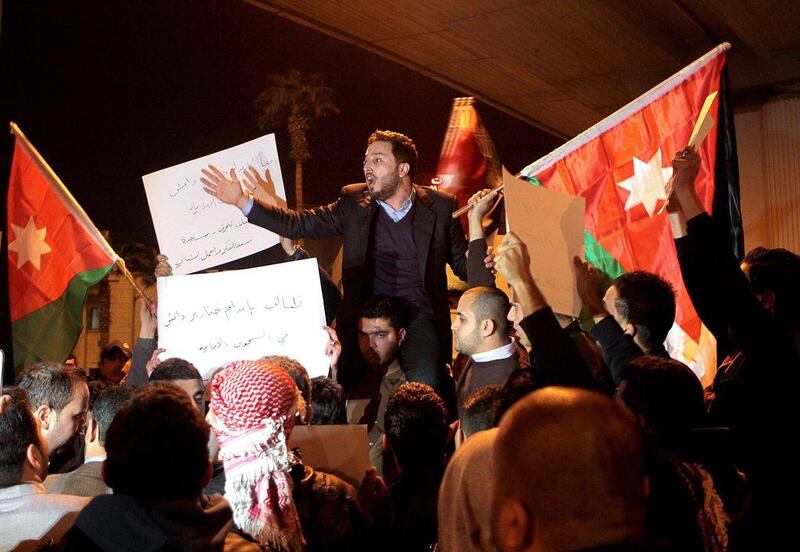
left=399, top=309, right=456, bottom=416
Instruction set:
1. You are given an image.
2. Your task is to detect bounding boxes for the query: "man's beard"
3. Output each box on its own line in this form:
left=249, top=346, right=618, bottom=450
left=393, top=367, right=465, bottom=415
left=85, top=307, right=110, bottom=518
left=370, top=172, right=402, bottom=201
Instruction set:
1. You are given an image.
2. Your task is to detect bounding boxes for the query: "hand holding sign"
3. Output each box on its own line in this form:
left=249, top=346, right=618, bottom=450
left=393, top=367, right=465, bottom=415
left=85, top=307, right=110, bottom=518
left=659, top=91, right=717, bottom=214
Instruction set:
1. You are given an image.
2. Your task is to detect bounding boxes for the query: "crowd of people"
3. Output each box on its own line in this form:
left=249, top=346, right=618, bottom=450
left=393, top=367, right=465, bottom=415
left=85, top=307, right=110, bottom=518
left=1, top=131, right=799, bottom=551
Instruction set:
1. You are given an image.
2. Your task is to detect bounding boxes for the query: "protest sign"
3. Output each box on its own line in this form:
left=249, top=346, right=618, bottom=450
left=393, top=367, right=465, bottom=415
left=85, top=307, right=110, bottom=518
left=143, top=134, right=286, bottom=274
left=504, top=167, right=586, bottom=317
left=287, top=424, right=371, bottom=488
left=156, top=258, right=329, bottom=378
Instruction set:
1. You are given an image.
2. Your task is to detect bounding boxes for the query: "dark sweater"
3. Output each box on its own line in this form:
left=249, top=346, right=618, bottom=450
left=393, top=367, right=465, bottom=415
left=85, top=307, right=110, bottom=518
left=456, top=353, right=520, bottom=417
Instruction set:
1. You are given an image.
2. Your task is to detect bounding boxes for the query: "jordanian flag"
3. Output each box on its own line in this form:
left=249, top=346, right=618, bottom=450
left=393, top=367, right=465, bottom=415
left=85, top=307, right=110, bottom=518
left=7, top=124, right=117, bottom=370
left=519, top=44, right=742, bottom=383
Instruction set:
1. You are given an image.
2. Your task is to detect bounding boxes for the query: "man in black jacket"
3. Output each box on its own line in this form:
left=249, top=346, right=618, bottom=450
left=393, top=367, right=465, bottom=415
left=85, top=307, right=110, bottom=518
left=201, top=130, right=493, bottom=402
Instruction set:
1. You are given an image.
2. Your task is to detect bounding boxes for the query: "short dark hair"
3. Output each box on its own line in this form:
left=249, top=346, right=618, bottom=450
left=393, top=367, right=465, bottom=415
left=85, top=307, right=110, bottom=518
left=619, top=356, right=708, bottom=445
left=266, top=356, right=311, bottom=408
left=384, top=382, right=450, bottom=472
left=310, top=377, right=346, bottom=425
left=150, top=358, right=203, bottom=384
left=359, top=295, right=411, bottom=332
left=0, top=387, right=41, bottom=486
left=461, top=384, right=501, bottom=437
left=493, top=368, right=540, bottom=426
left=16, top=362, right=85, bottom=412
left=613, top=271, right=676, bottom=350
left=743, top=246, right=800, bottom=329
left=89, top=384, right=132, bottom=446
left=368, top=130, right=418, bottom=179
left=104, top=383, right=209, bottom=500
left=464, top=286, right=511, bottom=336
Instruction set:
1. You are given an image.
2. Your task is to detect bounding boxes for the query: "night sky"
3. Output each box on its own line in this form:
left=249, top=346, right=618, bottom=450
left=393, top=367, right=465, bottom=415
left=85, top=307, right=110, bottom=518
left=2, top=0, right=562, bottom=248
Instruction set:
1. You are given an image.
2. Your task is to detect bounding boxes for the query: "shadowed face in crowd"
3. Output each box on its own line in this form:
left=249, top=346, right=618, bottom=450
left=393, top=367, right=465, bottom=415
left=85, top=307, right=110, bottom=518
left=45, top=381, right=89, bottom=453
left=100, top=352, right=129, bottom=384
left=506, top=296, right=530, bottom=348
left=169, top=379, right=206, bottom=415
left=359, top=316, right=406, bottom=368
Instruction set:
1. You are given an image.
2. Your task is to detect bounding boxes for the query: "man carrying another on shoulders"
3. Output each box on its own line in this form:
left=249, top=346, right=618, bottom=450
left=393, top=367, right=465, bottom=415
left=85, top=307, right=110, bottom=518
left=201, top=130, right=494, bottom=404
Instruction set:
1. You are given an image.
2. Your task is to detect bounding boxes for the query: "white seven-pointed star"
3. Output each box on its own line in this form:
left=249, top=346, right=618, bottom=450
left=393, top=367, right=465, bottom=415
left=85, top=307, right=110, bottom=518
left=9, top=216, right=52, bottom=270
left=617, top=149, right=673, bottom=217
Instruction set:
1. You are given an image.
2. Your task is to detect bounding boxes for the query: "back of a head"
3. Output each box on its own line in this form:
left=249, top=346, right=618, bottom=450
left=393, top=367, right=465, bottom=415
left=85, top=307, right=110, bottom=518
left=465, top=286, right=511, bottom=337
left=614, top=271, right=675, bottom=350
left=385, top=382, right=450, bottom=473
left=461, top=384, right=501, bottom=438
left=494, top=387, right=645, bottom=549
left=149, top=357, right=202, bottom=384
left=359, top=294, right=412, bottom=331
left=619, top=356, right=708, bottom=446
left=310, top=377, right=346, bottom=425
left=89, top=384, right=133, bottom=447
left=104, top=383, right=209, bottom=501
left=16, top=362, right=83, bottom=411
left=438, top=428, right=499, bottom=552
left=743, top=246, right=800, bottom=329
left=0, top=388, right=40, bottom=487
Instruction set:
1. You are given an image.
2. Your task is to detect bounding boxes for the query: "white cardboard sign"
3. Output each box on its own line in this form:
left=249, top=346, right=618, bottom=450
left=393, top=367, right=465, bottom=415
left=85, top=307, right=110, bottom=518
left=156, top=258, right=329, bottom=379
left=143, top=134, right=286, bottom=274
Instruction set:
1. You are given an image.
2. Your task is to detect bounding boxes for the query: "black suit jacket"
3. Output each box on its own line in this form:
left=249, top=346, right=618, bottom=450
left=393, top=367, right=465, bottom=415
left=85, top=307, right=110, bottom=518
left=247, top=184, right=470, bottom=353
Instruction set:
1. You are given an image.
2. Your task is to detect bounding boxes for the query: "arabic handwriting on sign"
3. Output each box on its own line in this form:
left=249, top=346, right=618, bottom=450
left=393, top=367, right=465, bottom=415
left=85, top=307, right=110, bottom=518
left=197, top=239, right=254, bottom=262
left=163, top=310, right=187, bottom=329
left=232, top=330, right=266, bottom=349
left=169, top=177, right=198, bottom=198
left=232, top=151, right=274, bottom=175
left=281, top=295, right=303, bottom=309
left=197, top=330, right=268, bottom=353
left=188, top=197, right=220, bottom=215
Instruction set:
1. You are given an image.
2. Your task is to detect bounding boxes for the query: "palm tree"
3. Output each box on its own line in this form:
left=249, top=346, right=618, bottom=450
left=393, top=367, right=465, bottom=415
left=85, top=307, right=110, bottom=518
left=256, top=69, right=339, bottom=208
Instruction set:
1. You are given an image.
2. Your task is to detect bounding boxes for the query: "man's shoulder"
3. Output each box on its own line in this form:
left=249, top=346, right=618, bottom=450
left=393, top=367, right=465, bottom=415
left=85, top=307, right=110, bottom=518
left=45, top=463, right=107, bottom=496
left=4, top=484, right=90, bottom=512
left=415, top=185, right=456, bottom=206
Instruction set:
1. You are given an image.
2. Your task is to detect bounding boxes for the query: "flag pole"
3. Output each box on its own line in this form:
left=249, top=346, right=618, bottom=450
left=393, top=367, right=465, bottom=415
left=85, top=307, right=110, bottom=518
left=9, top=122, right=150, bottom=304
left=115, top=258, right=150, bottom=304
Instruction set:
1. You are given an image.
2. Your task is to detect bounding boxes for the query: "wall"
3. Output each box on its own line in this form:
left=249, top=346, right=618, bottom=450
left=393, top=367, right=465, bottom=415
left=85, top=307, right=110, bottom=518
left=736, top=96, right=800, bottom=253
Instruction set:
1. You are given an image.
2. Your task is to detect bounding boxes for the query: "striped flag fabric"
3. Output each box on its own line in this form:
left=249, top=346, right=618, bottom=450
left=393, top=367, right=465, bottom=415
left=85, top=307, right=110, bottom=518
left=7, top=124, right=117, bottom=370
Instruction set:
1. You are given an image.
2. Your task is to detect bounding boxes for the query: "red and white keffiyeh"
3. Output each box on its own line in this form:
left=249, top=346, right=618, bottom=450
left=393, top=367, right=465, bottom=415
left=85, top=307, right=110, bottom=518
left=209, top=359, right=305, bottom=551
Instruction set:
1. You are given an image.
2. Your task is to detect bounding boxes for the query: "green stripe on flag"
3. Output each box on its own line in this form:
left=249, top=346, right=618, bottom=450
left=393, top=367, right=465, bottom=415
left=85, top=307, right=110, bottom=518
left=583, top=231, right=625, bottom=279
left=12, top=265, right=114, bottom=371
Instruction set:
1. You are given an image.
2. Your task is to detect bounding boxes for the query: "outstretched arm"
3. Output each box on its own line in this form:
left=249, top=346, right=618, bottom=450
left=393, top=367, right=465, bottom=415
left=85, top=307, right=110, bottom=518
left=202, top=164, right=346, bottom=239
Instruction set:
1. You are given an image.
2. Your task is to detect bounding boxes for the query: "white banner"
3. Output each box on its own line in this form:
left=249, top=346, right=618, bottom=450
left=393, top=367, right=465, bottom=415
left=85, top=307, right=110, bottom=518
left=156, top=258, right=329, bottom=379
left=143, top=134, right=286, bottom=274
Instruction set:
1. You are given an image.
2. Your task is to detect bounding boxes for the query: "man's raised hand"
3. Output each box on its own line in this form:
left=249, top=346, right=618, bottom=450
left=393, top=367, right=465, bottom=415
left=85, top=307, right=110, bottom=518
left=495, top=231, right=534, bottom=288
left=573, top=256, right=607, bottom=316
left=242, top=166, right=287, bottom=209
left=200, top=165, right=248, bottom=209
